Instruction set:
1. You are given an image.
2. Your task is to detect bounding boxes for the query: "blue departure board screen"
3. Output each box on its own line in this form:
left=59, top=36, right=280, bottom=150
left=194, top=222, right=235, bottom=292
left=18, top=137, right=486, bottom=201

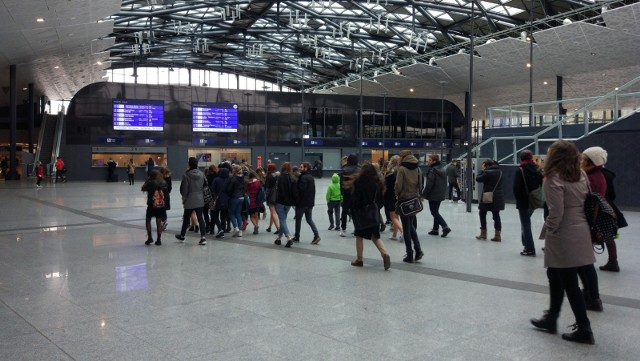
left=192, top=102, right=239, bottom=133
left=113, top=99, right=164, bottom=131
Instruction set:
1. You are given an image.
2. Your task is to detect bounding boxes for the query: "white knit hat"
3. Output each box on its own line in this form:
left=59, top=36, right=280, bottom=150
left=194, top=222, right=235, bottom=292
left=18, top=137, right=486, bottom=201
left=582, top=146, right=608, bottom=167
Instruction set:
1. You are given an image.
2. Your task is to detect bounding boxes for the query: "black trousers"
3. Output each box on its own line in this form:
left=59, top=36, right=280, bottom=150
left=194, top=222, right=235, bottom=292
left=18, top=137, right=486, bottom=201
left=547, top=267, right=589, bottom=324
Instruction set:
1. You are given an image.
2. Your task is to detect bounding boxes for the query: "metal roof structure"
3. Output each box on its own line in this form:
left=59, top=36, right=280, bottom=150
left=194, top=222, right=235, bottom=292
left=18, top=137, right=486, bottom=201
left=1, top=0, right=639, bottom=119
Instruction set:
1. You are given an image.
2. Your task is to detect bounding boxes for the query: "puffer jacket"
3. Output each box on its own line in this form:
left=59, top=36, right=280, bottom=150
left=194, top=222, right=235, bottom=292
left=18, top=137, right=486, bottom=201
left=326, top=173, right=342, bottom=202
left=421, top=161, right=447, bottom=201
left=395, top=154, right=421, bottom=201
left=476, top=164, right=505, bottom=212
left=513, top=161, right=543, bottom=210
left=180, top=168, right=205, bottom=209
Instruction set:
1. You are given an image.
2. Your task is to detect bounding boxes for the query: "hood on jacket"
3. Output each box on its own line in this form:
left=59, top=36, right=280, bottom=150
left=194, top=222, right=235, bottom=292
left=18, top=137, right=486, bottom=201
left=186, top=168, right=203, bottom=180
left=217, top=168, right=230, bottom=179
left=400, top=154, right=419, bottom=170
left=332, top=173, right=340, bottom=184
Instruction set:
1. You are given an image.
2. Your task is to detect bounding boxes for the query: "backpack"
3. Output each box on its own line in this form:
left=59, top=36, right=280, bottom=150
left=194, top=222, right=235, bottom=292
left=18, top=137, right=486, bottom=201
left=152, top=189, right=165, bottom=209
left=584, top=192, right=617, bottom=252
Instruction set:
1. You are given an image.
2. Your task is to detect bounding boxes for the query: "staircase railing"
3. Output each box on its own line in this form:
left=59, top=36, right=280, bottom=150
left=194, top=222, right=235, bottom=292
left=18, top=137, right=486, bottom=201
left=459, top=74, right=640, bottom=165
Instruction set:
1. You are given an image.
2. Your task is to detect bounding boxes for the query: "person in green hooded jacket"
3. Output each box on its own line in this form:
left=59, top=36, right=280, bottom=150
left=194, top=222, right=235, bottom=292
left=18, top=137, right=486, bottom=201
left=326, top=173, right=343, bottom=230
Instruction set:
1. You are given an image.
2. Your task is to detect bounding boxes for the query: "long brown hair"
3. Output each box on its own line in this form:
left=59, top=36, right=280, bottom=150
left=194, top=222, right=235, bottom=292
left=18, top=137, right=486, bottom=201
left=544, top=140, right=581, bottom=182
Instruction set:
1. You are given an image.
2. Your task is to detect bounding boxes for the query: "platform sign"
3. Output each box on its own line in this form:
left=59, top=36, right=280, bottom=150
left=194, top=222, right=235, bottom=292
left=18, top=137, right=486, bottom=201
left=113, top=99, right=164, bottom=131
left=192, top=102, right=239, bottom=133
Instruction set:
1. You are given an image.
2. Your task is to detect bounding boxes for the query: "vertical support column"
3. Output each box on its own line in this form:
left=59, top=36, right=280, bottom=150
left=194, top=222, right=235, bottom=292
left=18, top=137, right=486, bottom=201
left=28, top=83, right=34, bottom=154
left=7, top=64, right=19, bottom=180
left=557, top=75, right=563, bottom=122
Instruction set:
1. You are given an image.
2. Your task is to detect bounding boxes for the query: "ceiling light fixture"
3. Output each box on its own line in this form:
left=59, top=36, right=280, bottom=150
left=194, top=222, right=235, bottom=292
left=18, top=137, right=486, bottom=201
left=36, top=17, right=44, bottom=23
left=54, top=66, right=59, bottom=69
left=543, top=81, right=548, bottom=85
left=409, top=88, right=414, bottom=92
left=526, top=63, right=531, bottom=68
left=202, top=82, right=208, bottom=87
left=96, top=61, right=102, bottom=65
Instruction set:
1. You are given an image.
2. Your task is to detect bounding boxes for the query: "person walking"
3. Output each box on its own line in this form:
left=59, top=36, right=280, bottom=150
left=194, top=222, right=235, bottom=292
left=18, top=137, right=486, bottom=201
left=347, top=163, right=391, bottom=270
left=384, top=156, right=403, bottom=241
left=446, top=159, right=461, bottom=202
left=35, top=161, right=44, bottom=188
left=293, top=162, right=321, bottom=245
left=395, top=150, right=424, bottom=263
left=55, top=156, right=65, bottom=183
left=175, top=157, right=207, bottom=245
left=226, top=164, right=247, bottom=238
left=339, top=154, right=359, bottom=237
left=530, top=140, right=595, bottom=345
left=211, top=166, right=231, bottom=238
left=146, top=157, right=155, bottom=178
left=127, top=159, right=136, bottom=185
left=326, top=173, right=342, bottom=231
left=422, top=154, right=451, bottom=238
left=600, top=164, right=624, bottom=272
left=475, top=159, right=505, bottom=242
left=264, top=163, right=280, bottom=234
left=159, top=167, right=172, bottom=231
left=513, top=150, right=543, bottom=256
left=246, top=171, right=265, bottom=235
left=274, top=162, right=296, bottom=248
left=141, top=169, right=168, bottom=246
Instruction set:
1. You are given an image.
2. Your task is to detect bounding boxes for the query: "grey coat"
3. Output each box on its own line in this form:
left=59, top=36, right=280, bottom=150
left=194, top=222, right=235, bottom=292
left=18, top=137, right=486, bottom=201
left=540, top=172, right=595, bottom=269
left=180, top=169, right=205, bottom=209
left=421, top=162, right=447, bottom=201
left=445, top=163, right=459, bottom=184
left=476, top=164, right=505, bottom=212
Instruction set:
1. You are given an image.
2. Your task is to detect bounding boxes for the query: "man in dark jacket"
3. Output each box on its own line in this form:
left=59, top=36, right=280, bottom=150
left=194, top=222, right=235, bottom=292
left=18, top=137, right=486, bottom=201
left=513, top=150, right=543, bottom=256
left=293, top=162, right=321, bottom=244
left=339, top=154, right=359, bottom=237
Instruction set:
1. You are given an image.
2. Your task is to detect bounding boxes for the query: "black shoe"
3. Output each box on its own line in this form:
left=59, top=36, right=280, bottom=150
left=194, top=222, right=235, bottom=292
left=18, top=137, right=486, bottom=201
left=311, top=236, right=321, bottom=245
left=441, top=228, right=451, bottom=238
left=188, top=225, right=195, bottom=232
left=175, top=234, right=185, bottom=241
left=585, top=298, right=603, bottom=312
left=193, top=225, right=199, bottom=233
left=285, top=240, right=293, bottom=248
left=403, top=254, right=414, bottom=263
left=520, top=250, right=536, bottom=257
left=530, top=311, right=558, bottom=334
left=266, top=227, right=272, bottom=232
left=215, top=231, right=224, bottom=239
left=273, top=229, right=279, bottom=235
left=415, top=251, right=424, bottom=262
left=155, top=240, right=162, bottom=246
left=562, top=323, right=595, bottom=344
left=209, top=228, right=215, bottom=235
left=274, top=239, right=281, bottom=245
left=198, top=238, right=207, bottom=246
left=385, top=220, right=392, bottom=225
left=428, top=230, right=439, bottom=236
left=145, top=238, right=153, bottom=245
left=599, top=261, right=620, bottom=272
left=328, top=225, right=334, bottom=231
left=291, top=237, right=299, bottom=243
left=380, top=224, right=386, bottom=232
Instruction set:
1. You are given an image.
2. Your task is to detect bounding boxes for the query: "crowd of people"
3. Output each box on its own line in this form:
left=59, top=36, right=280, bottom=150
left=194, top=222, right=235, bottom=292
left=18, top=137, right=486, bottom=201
left=138, top=142, right=625, bottom=346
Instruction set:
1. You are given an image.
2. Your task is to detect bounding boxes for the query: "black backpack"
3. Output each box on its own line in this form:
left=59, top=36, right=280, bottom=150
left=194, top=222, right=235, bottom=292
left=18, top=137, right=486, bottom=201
left=584, top=192, right=617, bottom=253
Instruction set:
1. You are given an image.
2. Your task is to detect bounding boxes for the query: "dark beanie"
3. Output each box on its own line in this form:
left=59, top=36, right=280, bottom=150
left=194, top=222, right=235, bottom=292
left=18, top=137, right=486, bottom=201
left=188, top=157, right=198, bottom=169
left=519, top=150, right=533, bottom=161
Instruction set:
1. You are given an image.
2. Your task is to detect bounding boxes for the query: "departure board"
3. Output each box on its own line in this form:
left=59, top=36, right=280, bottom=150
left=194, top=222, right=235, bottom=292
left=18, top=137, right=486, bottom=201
left=113, top=99, right=164, bottom=131
left=192, top=102, right=239, bottom=133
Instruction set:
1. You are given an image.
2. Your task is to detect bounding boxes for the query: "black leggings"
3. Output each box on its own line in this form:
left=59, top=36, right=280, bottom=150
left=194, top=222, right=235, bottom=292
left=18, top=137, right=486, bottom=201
left=547, top=267, right=589, bottom=324
left=180, top=208, right=206, bottom=237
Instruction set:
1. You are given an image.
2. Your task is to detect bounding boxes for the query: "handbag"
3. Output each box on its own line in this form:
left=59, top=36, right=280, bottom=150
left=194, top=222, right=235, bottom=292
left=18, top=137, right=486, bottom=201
left=520, top=168, right=544, bottom=209
left=203, top=180, right=213, bottom=204
left=397, top=197, right=423, bottom=216
left=352, top=202, right=381, bottom=230
left=481, top=171, right=502, bottom=204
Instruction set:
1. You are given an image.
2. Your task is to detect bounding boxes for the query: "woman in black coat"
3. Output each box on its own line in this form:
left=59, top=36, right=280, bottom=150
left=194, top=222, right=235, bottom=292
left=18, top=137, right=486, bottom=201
left=475, top=159, right=505, bottom=242
left=347, top=164, right=391, bottom=270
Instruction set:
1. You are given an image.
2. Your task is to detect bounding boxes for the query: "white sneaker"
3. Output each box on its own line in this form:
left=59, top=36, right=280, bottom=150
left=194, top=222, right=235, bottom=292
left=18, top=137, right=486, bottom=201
left=340, top=230, right=346, bottom=237
left=389, top=236, right=398, bottom=241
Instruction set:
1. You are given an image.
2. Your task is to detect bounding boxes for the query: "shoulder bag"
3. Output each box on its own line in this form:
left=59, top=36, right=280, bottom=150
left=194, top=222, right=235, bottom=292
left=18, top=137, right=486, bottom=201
left=397, top=169, right=424, bottom=216
left=520, top=168, right=544, bottom=209
left=352, top=191, right=381, bottom=230
left=481, top=171, right=502, bottom=204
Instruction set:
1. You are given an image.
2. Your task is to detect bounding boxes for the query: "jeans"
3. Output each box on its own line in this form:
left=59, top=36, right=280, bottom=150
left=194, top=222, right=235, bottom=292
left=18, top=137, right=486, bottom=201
left=276, top=203, right=291, bottom=237
left=428, top=200, right=448, bottom=230
left=400, top=214, right=421, bottom=256
left=547, top=267, right=589, bottom=325
left=448, top=182, right=460, bottom=200
left=518, top=208, right=535, bottom=252
left=228, top=197, right=244, bottom=229
left=180, top=208, right=205, bottom=237
left=295, top=206, right=319, bottom=238
left=479, top=209, right=501, bottom=230
left=327, top=201, right=341, bottom=228
left=340, top=200, right=351, bottom=231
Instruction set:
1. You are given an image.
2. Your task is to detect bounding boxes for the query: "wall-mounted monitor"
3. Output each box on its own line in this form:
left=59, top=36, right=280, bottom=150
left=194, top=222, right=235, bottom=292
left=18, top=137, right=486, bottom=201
left=113, top=99, right=164, bottom=131
left=192, top=102, right=239, bottom=133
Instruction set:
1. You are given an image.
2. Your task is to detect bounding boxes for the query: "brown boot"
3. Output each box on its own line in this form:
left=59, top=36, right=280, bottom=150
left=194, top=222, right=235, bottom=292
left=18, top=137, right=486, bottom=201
left=491, top=230, right=501, bottom=242
left=475, top=228, right=487, bottom=240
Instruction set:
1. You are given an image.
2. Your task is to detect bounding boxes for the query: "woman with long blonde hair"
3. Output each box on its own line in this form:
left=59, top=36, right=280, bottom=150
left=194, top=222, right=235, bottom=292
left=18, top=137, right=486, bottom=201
left=383, top=155, right=403, bottom=241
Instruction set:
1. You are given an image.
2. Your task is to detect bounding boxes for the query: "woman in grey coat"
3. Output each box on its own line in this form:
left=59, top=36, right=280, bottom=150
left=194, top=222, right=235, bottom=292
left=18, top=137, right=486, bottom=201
left=475, top=159, right=505, bottom=242
left=421, top=154, right=451, bottom=238
left=175, top=157, right=207, bottom=245
left=530, top=140, right=595, bottom=345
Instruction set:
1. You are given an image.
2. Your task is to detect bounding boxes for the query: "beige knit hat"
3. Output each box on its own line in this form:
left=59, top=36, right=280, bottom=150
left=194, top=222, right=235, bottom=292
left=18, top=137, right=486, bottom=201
left=582, top=146, right=608, bottom=167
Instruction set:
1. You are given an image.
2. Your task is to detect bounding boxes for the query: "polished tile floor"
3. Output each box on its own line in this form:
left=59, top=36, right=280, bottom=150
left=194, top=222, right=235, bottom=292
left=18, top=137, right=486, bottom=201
left=1, top=176, right=639, bottom=360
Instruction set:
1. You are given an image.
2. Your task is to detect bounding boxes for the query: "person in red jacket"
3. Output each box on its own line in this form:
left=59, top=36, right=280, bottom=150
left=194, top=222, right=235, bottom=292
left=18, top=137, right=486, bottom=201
left=35, top=161, right=44, bottom=188
left=55, top=156, right=66, bottom=183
